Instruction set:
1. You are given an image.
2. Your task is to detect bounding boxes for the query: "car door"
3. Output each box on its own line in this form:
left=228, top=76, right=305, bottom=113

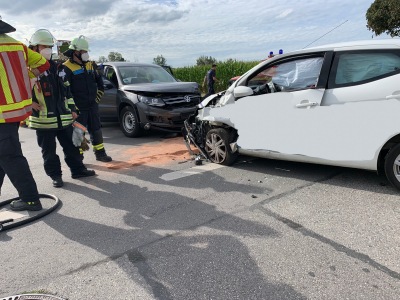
left=99, top=66, right=118, bottom=121
left=208, top=53, right=330, bottom=161
left=317, top=49, right=400, bottom=168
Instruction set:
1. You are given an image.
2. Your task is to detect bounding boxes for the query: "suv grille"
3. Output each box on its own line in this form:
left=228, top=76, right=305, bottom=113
left=163, top=94, right=201, bottom=108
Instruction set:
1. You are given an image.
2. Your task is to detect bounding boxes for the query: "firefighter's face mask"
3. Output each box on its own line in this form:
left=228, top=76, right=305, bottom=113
left=38, top=45, right=52, bottom=60
left=81, top=52, right=90, bottom=62
left=75, top=50, right=89, bottom=62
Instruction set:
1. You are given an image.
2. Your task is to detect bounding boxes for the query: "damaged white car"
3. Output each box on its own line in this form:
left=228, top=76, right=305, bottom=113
left=183, top=40, right=400, bottom=190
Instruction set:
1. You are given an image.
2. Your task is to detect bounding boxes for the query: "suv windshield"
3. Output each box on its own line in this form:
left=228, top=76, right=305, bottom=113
left=118, top=66, right=177, bottom=85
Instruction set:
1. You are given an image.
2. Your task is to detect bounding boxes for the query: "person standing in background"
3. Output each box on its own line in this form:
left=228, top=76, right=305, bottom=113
left=203, top=64, right=219, bottom=99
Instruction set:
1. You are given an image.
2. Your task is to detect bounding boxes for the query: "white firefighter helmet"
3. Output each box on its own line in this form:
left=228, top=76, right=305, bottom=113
left=69, top=35, right=90, bottom=51
left=29, top=29, right=55, bottom=46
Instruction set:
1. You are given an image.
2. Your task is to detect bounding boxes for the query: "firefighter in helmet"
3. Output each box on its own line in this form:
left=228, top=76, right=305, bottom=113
left=61, top=36, right=112, bottom=162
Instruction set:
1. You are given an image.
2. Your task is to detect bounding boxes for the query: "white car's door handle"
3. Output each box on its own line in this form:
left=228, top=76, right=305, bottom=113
left=386, top=94, right=400, bottom=100
left=296, top=101, right=317, bottom=108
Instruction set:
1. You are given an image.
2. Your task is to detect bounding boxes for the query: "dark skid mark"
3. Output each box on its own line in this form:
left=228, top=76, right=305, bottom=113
left=277, top=215, right=303, bottom=229
left=362, top=268, right=371, bottom=273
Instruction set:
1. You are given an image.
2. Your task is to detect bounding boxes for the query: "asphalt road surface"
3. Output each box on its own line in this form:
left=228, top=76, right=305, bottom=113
left=0, top=123, right=399, bottom=300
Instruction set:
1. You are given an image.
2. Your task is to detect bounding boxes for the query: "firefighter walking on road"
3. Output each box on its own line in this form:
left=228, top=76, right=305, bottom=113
left=0, top=18, right=50, bottom=211
left=28, top=29, right=96, bottom=188
left=61, top=36, right=112, bottom=162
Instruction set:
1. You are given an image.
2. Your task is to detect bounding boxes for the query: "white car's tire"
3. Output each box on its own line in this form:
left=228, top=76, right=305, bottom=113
left=205, top=128, right=238, bottom=166
left=384, top=143, right=400, bottom=190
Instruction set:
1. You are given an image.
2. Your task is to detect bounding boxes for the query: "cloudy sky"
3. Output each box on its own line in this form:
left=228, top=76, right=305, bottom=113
left=0, top=0, right=394, bottom=67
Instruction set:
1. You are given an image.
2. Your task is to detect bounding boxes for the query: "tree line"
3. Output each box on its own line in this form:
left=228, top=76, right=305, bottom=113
left=97, top=52, right=221, bottom=67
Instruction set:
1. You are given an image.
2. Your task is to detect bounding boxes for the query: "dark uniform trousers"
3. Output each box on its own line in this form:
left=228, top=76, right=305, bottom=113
left=77, top=104, right=104, bottom=148
left=204, top=82, right=215, bottom=99
left=36, top=125, right=85, bottom=178
left=0, top=123, right=39, bottom=202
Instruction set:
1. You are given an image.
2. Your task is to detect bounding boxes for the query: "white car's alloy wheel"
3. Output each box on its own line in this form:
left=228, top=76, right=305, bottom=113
left=205, top=132, right=227, bottom=164
left=204, top=128, right=238, bottom=166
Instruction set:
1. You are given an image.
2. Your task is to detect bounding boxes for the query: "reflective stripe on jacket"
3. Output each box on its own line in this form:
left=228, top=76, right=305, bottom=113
left=62, top=60, right=104, bottom=111
left=29, top=60, right=76, bottom=130
left=0, top=34, right=48, bottom=123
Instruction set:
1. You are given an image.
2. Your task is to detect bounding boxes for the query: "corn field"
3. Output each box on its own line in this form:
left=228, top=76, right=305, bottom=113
left=173, top=60, right=259, bottom=95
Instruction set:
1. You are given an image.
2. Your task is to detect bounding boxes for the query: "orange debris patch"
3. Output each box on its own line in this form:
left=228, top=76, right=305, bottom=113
left=107, top=137, right=199, bottom=170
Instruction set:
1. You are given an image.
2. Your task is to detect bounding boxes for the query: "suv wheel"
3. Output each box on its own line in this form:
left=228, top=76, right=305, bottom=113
left=384, top=143, right=400, bottom=190
left=120, top=106, right=142, bottom=137
left=204, top=128, right=238, bottom=165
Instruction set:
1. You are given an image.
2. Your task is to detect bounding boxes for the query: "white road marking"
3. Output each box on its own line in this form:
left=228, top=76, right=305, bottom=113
left=160, top=163, right=225, bottom=181
left=0, top=210, right=29, bottom=221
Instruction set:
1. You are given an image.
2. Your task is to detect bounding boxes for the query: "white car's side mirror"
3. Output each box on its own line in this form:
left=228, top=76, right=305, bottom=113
left=233, top=86, right=254, bottom=98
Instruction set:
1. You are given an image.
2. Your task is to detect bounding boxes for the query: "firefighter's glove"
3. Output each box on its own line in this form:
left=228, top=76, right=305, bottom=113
left=81, top=137, right=90, bottom=151
left=96, top=90, right=104, bottom=103
left=72, top=121, right=87, bottom=147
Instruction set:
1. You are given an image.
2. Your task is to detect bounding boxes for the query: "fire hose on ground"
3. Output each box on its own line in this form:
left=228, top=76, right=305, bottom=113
left=0, top=194, right=61, bottom=232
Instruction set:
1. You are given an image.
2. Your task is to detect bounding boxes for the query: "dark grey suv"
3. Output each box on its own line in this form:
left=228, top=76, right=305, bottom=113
left=99, top=62, right=201, bottom=137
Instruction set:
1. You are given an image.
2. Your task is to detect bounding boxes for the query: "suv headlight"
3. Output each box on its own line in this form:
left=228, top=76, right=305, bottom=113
left=138, top=95, right=166, bottom=107
left=125, top=91, right=137, bottom=102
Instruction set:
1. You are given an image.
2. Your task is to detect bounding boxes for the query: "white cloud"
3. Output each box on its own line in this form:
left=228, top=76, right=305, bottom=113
left=276, top=8, right=293, bottom=19
left=1, top=0, right=394, bottom=67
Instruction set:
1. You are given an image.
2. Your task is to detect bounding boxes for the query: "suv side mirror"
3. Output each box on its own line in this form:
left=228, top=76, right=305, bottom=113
left=104, top=83, right=114, bottom=89
left=103, top=78, right=114, bottom=90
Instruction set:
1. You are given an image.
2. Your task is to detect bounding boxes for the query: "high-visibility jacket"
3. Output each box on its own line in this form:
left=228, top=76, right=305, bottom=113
left=62, top=60, right=104, bottom=111
left=0, top=34, right=49, bottom=123
left=29, top=60, right=77, bottom=130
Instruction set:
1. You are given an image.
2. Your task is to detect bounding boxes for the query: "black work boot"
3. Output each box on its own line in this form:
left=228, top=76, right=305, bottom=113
left=72, top=169, right=96, bottom=179
left=10, top=200, right=42, bottom=211
left=95, top=150, right=112, bottom=162
left=52, top=176, right=64, bottom=188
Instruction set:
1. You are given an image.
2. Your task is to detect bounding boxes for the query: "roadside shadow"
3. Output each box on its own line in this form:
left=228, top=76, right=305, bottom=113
left=61, top=178, right=270, bottom=234
left=84, top=163, right=269, bottom=195
left=0, top=232, right=12, bottom=242
left=45, top=180, right=306, bottom=299
left=85, top=154, right=396, bottom=196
